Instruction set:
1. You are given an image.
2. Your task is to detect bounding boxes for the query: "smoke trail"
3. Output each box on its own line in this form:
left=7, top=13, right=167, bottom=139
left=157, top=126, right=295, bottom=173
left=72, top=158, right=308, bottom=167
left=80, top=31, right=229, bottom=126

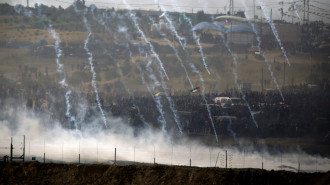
left=171, top=40, right=219, bottom=140
left=142, top=48, right=182, bottom=133
left=89, top=6, right=148, bottom=127
left=92, top=41, right=149, bottom=128
left=148, top=15, right=193, bottom=89
left=197, top=0, right=209, bottom=13
left=155, top=6, right=218, bottom=141
left=122, top=0, right=169, bottom=80
left=240, top=0, right=285, bottom=101
left=92, top=5, right=172, bottom=131
left=223, top=111, right=236, bottom=141
left=14, top=4, right=33, bottom=16
left=174, top=0, right=256, bottom=128
left=186, top=56, right=219, bottom=141
left=96, top=7, right=168, bottom=131
left=73, top=3, right=107, bottom=128
left=134, top=45, right=167, bottom=132
left=48, top=29, right=77, bottom=126
left=16, top=5, right=79, bottom=128
left=182, top=13, right=211, bottom=75
left=157, top=10, right=186, bottom=49
left=90, top=7, right=168, bottom=132
left=164, top=38, right=193, bottom=89
left=290, top=2, right=301, bottom=21
left=116, top=3, right=182, bottom=133
left=218, top=32, right=258, bottom=128
left=257, top=1, right=291, bottom=66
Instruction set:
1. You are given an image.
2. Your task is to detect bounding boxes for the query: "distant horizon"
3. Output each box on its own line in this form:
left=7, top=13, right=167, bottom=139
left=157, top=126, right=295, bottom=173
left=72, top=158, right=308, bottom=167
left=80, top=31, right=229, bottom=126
left=2, top=0, right=330, bottom=23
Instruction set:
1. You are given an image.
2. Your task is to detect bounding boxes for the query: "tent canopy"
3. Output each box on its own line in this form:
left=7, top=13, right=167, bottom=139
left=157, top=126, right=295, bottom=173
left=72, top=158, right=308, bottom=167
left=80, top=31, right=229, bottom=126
left=192, top=22, right=227, bottom=32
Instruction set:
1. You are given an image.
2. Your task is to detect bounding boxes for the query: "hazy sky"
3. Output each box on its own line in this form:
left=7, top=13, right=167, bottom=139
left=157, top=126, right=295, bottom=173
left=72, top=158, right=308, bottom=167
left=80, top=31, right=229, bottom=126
left=1, top=0, right=330, bottom=23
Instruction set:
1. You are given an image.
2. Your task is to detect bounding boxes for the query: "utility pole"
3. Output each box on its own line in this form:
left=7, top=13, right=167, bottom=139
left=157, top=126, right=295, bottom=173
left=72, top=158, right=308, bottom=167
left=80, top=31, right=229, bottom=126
left=303, top=0, right=306, bottom=24
left=291, top=0, right=294, bottom=24
left=307, top=0, right=310, bottom=24
left=229, top=0, right=232, bottom=14
left=253, top=0, right=255, bottom=19
left=229, top=0, right=234, bottom=15
left=27, top=0, right=29, bottom=8
left=281, top=3, right=284, bottom=22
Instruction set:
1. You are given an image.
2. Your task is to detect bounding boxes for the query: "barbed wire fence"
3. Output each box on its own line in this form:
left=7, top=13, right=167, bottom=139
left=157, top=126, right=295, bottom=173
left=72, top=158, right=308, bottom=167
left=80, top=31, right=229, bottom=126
left=0, top=136, right=327, bottom=173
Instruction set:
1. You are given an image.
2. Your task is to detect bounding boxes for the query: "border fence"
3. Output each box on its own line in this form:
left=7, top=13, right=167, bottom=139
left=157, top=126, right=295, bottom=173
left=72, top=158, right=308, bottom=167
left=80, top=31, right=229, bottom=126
left=0, top=136, right=329, bottom=173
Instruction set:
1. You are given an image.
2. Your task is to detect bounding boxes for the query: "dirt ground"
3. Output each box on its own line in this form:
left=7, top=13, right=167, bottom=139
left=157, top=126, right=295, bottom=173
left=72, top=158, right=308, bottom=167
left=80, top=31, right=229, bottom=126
left=0, top=162, right=329, bottom=185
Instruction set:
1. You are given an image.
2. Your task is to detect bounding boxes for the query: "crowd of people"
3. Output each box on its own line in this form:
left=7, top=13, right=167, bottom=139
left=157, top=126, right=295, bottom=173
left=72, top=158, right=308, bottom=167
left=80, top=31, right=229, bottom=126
left=0, top=75, right=329, bottom=140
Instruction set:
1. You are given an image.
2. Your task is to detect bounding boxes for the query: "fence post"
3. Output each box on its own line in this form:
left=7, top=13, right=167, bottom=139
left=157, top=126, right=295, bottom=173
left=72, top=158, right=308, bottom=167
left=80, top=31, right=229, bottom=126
left=215, top=152, right=219, bottom=167
left=153, top=146, right=155, bottom=165
left=133, top=146, right=135, bottom=164
left=44, top=140, right=45, bottom=164
left=190, top=145, right=191, bottom=167
left=262, top=152, right=264, bottom=170
left=78, top=142, right=80, bottom=164
left=226, top=150, right=227, bottom=169
left=315, top=156, right=317, bottom=172
left=10, top=137, right=13, bottom=162
left=62, top=143, right=63, bottom=162
left=280, top=152, right=282, bottom=170
left=23, top=135, right=25, bottom=162
left=209, top=148, right=211, bottom=167
left=114, top=147, right=116, bottom=165
left=171, top=143, right=173, bottom=166
left=243, top=149, right=245, bottom=168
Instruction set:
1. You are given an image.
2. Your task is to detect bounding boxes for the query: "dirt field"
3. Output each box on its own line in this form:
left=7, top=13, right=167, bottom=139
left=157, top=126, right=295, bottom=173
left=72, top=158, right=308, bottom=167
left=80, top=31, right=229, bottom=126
left=0, top=162, right=329, bottom=185
left=1, top=14, right=329, bottom=94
